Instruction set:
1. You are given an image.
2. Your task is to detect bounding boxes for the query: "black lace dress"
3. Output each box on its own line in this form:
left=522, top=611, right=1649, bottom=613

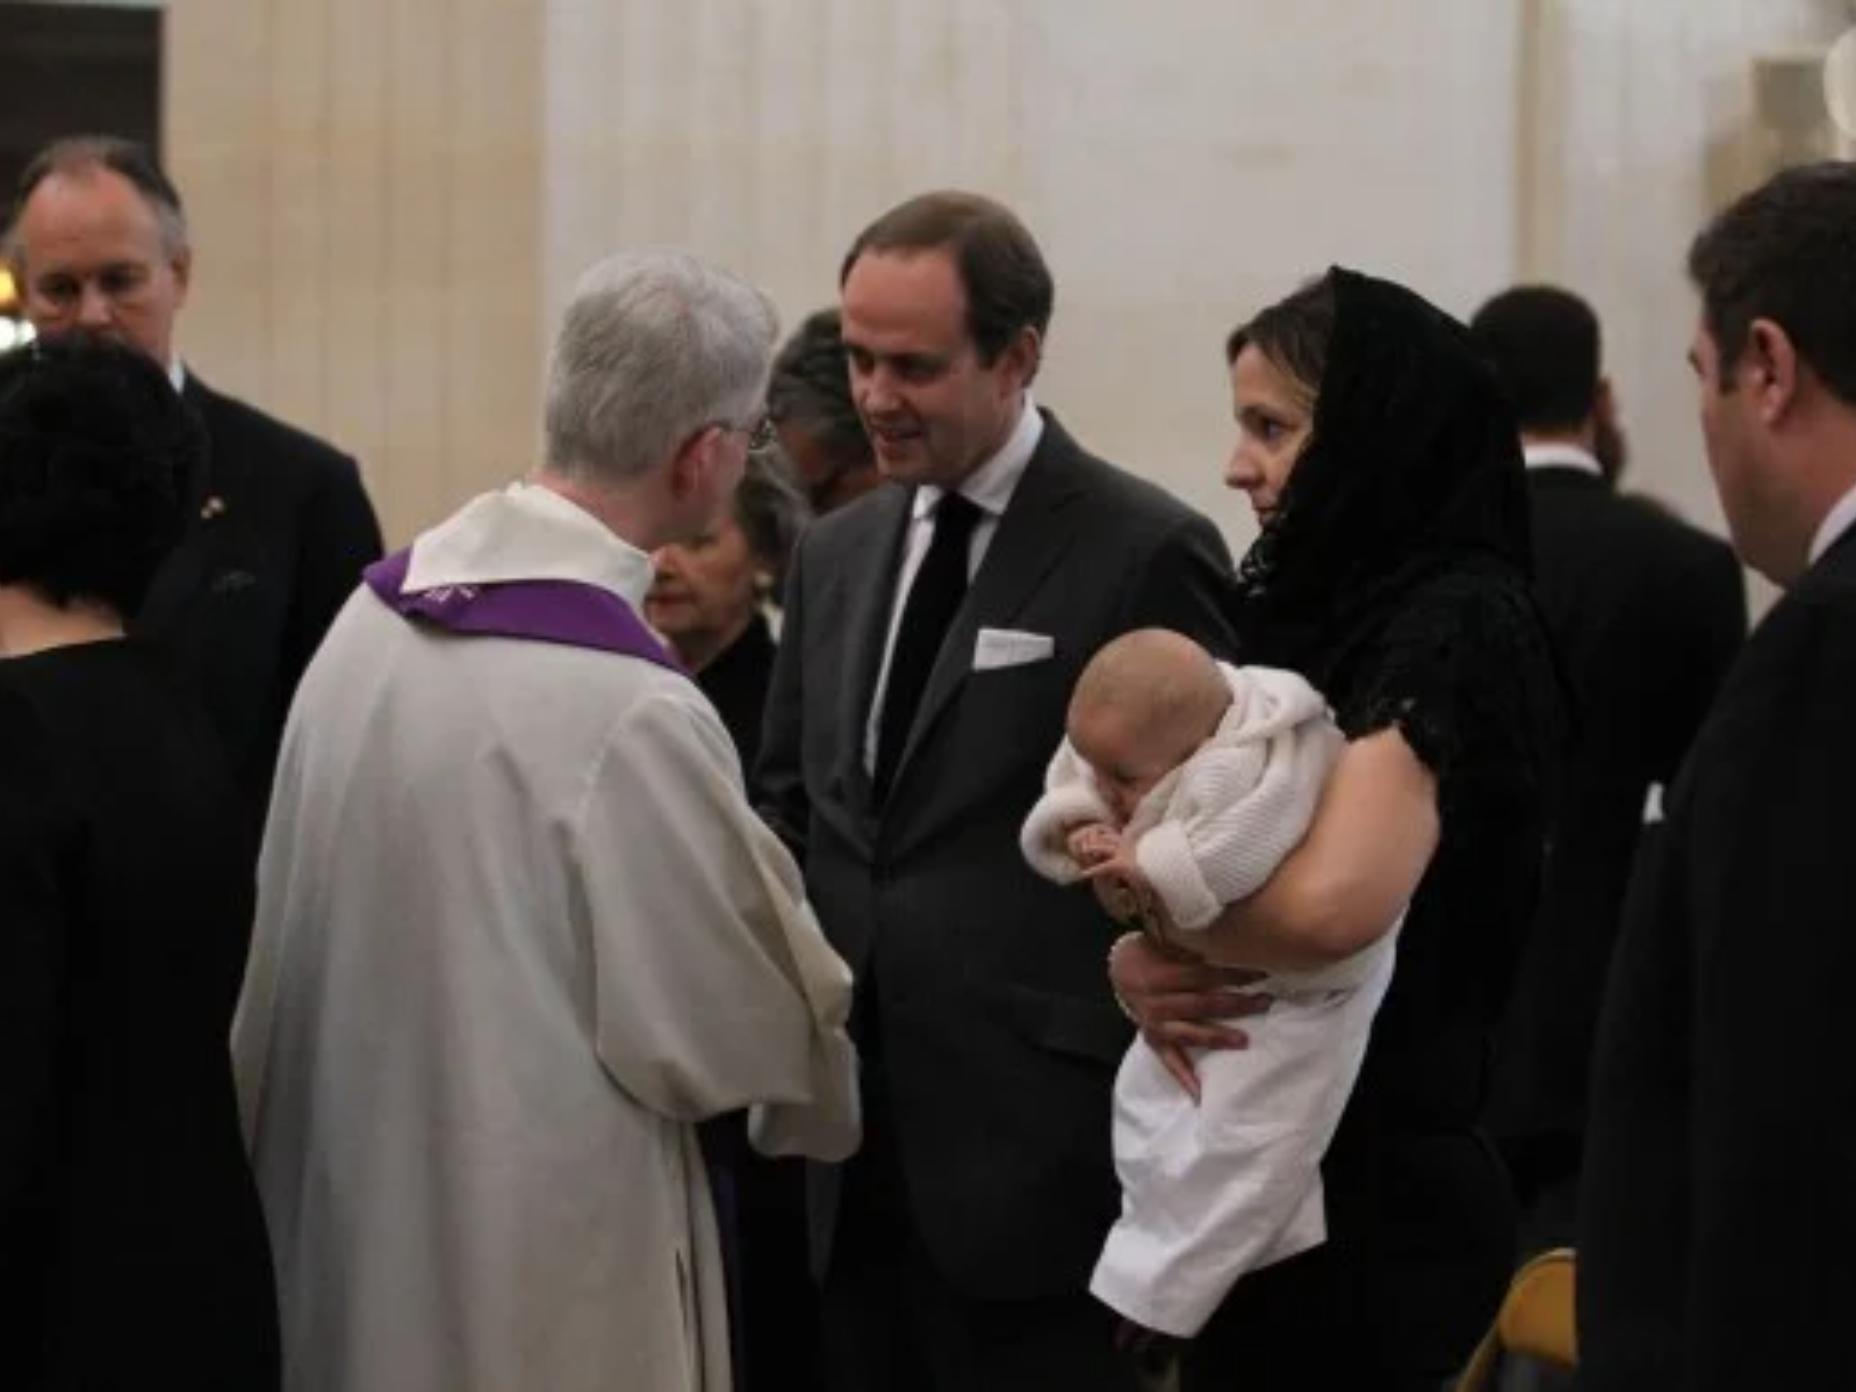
left=1182, top=270, right=1563, bottom=1389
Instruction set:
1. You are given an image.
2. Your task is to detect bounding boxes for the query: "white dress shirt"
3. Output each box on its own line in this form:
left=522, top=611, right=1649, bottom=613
left=863, top=396, right=1044, bottom=774
left=1522, top=441, right=1603, bottom=477
left=1808, top=479, right=1856, bottom=568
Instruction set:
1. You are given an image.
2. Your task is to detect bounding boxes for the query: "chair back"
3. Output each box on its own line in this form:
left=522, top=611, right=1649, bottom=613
left=1454, top=1247, right=1577, bottom=1391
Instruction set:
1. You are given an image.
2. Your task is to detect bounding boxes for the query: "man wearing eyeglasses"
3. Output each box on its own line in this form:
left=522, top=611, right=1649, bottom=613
left=232, top=249, right=860, bottom=1391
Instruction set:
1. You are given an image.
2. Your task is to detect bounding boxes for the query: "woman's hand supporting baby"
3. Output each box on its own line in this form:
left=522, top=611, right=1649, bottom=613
left=1104, top=924, right=1270, bottom=1103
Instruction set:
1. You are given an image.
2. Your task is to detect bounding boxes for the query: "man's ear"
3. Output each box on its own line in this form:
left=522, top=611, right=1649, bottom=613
left=667, top=424, right=719, bottom=502
left=1593, top=376, right=1618, bottom=427
left=998, top=325, right=1043, bottom=391
left=170, top=244, right=192, bottom=308
left=1743, top=317, right=1800, bottom=427
left=1590, top=376, right=1630, bottom=484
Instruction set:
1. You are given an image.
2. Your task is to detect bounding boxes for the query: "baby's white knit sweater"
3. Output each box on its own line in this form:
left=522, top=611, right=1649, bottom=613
left=1022, top=662, right=1344, bottom=936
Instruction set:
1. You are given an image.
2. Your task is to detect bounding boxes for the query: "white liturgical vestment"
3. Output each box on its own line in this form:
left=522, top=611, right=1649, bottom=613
left=232, top=483, right=859, bottom=1392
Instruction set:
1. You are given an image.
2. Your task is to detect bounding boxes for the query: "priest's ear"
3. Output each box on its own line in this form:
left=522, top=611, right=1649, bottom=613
left=667, top=423, right=728, bottom=505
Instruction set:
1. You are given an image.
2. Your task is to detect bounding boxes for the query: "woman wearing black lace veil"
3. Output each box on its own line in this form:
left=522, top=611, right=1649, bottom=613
left=1105, top=268, right=1562, bottom=1387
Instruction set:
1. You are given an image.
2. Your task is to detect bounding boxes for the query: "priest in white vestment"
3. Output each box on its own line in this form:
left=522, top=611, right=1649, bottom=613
left=232, top=251, right=860, bottom=1392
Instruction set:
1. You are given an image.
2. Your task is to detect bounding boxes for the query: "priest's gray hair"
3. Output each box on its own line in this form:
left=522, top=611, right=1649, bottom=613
left=544, top=249, right=778, bottom=483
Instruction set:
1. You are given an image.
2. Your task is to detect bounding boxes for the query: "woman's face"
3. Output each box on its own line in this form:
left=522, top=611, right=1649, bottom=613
left=645, top=513, right=762, bottom=662
left=1224, top=343, right=1316, bottom=526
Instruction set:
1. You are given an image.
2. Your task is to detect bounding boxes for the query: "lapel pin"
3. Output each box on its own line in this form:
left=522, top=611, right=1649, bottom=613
left=200, top=495, right=227, bottom=521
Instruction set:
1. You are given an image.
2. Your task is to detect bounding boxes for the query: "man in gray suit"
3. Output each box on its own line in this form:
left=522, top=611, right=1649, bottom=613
left=758, top=191, right=1243, bottom=1389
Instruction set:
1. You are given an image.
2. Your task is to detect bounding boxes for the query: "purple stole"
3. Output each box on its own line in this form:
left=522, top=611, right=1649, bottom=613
left=363, top=548, right=684, bottom=674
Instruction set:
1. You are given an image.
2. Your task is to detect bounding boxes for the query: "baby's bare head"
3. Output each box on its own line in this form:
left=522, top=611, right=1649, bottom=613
left=1067, top=629, right=1231, bottom=820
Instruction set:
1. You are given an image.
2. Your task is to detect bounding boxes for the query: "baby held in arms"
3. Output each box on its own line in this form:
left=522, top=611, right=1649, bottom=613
left=1020, top=629, right=1400, bottom=1358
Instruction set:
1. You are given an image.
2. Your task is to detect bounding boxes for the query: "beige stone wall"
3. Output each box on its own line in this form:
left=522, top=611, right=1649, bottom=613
left=164, top=0, right=1853, bottom=562
left=1518, top=0, right=1848, bottom=554
left=165, top=0, right=544, bottom=546
left=539, top=0, right=1523, bottom=553
left=164, top=0, right=1523, bottom=549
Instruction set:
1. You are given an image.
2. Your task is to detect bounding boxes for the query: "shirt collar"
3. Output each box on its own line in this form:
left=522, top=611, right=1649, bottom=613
left=404, top=481, right=656, bottom=609
left=1522, top=441, right=1603, bottom=477
left=170, top=357, right=186, bottom=394
left=1808, top=479, right=1856, bottom=568
left=911, top=393, right=1044, bottom=522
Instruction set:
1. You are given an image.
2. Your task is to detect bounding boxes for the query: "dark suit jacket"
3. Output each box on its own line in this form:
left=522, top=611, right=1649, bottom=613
left=136, top=375, right=383, bottom=825
left=1578, top=525, right=1856, bottom=1389
left=757, top=412, right=1240, bottom=1302
left=1489, top=468, right=1744, bottom=1175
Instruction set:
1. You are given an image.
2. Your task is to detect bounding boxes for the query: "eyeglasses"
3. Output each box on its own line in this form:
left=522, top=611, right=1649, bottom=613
left=723, top=412, right=777, bottom=454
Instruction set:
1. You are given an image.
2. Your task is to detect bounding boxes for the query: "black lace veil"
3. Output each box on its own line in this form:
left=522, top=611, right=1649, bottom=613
left=1231, top=267, right=1531, bottom=684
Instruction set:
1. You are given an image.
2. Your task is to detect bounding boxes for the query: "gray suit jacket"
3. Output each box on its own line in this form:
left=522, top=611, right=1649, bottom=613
left=757, top=412, right=1239, bottom=1300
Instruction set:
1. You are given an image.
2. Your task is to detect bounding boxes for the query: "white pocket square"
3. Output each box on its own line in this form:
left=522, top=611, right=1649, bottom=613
left=974, top=627, right=1055, bottom=671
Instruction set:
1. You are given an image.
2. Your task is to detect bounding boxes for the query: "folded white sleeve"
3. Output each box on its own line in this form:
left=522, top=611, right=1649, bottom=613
left=1019, top=737, right=1118, bottom=884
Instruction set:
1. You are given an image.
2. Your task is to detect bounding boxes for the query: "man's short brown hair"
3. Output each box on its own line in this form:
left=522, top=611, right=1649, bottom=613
left=1689, top=161, right=1856, bottom=408
left=840, top=191, right=1053, bottom=367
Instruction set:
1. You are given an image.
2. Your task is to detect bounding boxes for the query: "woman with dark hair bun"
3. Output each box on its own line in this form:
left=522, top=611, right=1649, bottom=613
left=768, top=308, right=882, bottom=514
left=0, top=338, right=279, bottom=1389
left=1102, top=269, right=1563, bottom=1389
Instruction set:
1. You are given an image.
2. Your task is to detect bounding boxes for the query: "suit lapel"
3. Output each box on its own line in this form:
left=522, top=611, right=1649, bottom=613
left=890, top=416, right=1085, bottom=789
left=835, top=484, right=914, bottom=814
left=138, top=374, right=231, bottom=635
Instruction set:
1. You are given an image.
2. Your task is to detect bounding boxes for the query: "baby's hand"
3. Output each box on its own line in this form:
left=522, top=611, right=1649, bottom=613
left=1066, top=822, right=1122, bottom=868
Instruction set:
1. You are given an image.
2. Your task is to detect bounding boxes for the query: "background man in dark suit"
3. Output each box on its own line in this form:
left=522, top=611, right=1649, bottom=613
left=6, top=135, right=383, bottom=823
left=1468, top=285, right=1745, bottom=1257
left=758, top=191, right=1243, bottom=1389
left=1579, top=161, right=1856, bottom=1389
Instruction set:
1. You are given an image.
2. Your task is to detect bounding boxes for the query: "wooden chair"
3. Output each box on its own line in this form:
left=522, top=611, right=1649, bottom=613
left=1455, top=1247, right=1577, bottom=1392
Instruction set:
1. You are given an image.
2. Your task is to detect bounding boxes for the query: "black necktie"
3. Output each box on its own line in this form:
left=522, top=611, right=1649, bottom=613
left=873, top=491, right=982, bottom=803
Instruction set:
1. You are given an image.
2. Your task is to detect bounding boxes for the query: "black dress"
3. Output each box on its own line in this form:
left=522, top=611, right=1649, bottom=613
left=0, top=640, right=279, bottom=1390
left=1183, top=270, right=1563, bottom=1389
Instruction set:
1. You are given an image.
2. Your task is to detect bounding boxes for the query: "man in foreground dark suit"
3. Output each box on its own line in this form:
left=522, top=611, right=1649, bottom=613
left=1469, top=285, right=1744, bottom=1254
left=757, top=191, right=1242, bottom=1389
left=6, top=136, right=383, bottom=823
left=1579, top=161, right=1856, bottom=1389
